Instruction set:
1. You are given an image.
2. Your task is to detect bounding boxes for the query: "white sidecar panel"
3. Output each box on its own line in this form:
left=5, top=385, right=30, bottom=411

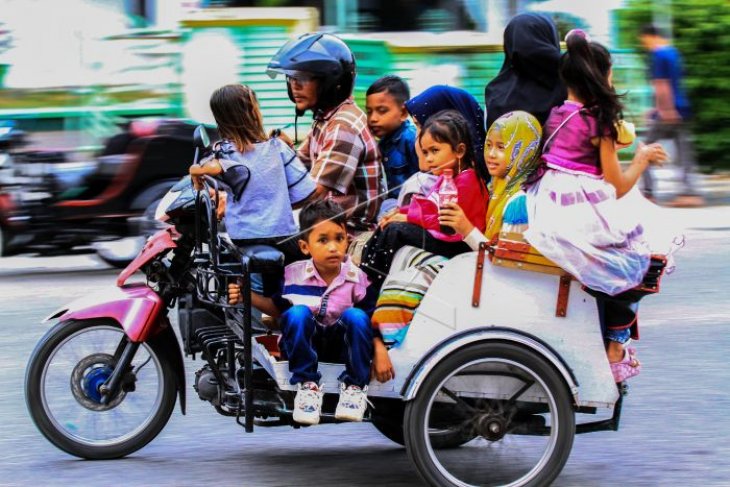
left=252, top=340, right=398, bottom=395
left=386, top=252, right=620, bottom=408
left=252, top=252, right=619, bottom=406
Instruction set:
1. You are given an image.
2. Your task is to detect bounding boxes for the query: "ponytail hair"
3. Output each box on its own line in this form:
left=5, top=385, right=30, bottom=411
left=560, top=30, right=623, bottom=140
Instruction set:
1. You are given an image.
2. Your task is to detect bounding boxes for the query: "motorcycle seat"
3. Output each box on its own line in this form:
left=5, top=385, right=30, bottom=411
left=238, top=245, right=285, bottom=274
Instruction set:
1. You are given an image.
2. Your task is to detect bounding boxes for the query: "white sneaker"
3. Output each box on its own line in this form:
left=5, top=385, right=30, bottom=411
left=335, top=383, right=370, bottom=422
left=293, top=382, right=323, bottom=425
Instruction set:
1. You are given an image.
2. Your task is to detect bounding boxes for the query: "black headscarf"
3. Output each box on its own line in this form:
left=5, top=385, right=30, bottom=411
left=484, top=13, right=566, bottom=129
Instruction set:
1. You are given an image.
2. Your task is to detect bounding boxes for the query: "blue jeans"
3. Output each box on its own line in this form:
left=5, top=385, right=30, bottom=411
left=278, top=305, right=373, bottom=388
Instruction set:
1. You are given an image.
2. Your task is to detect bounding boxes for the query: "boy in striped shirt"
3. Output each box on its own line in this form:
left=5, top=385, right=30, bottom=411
left=230, top=200, right=373, bottom=425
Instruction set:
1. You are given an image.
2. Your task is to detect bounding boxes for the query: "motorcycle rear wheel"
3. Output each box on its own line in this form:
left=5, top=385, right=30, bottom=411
left=25, top=319, right=176, bottom=459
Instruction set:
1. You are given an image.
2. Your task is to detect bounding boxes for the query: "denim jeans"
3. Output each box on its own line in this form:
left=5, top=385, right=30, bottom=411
left=279, top=305, right=373, bottom=388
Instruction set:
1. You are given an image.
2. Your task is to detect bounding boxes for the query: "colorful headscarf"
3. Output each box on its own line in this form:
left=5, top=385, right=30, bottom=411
left=484, top=111, right=543, bottom=240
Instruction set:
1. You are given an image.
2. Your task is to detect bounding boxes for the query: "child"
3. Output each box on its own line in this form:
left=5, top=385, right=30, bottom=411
left=361, top=109, right=489, bottom=293
left=365, top=75, right=419, bottom=213
left=373, top=111, right=543, bottom=382
left=393, top=84, right=489, bottom=209
left=267, top=33, right=383, bottom=227
left=189, top=84, right=315, bottom=270
left=230, top=200, right=373, bottom=425
left=522, top=30, right=668, bottom=381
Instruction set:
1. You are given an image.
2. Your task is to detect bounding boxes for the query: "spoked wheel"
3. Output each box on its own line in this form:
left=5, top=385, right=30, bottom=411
left=404, top=342, right=575, bottom=487
left=371, top=399, right=476, bottom=449
left=25, top=319, right=176, bottom=459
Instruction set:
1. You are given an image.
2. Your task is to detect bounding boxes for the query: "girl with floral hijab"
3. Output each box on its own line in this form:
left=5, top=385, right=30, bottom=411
left=371, top=111, right=543, bottom=383
left=441, top=110, right=543, bottom=245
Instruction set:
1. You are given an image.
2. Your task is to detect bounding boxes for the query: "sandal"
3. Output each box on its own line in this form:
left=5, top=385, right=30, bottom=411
left=610, top=346, right=641, bottom=383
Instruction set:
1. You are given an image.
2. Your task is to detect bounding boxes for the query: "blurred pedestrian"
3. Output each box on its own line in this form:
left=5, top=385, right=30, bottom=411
left=484, top=12, right=566, bottom=129
left=639, top=24, right=704, bottom=207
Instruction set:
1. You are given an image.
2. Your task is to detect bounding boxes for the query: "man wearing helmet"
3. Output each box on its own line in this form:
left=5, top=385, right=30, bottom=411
left=268, top=33, right=383, bottom=227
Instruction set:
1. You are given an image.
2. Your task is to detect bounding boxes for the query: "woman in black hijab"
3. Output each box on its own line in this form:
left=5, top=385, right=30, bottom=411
left=484, top=13, right=566, bottom=128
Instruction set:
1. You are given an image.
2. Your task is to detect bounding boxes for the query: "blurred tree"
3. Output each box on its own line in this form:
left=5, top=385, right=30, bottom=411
left=617, top=0, right=730, bottom=171
left=538, top=11, right=588, bottom=39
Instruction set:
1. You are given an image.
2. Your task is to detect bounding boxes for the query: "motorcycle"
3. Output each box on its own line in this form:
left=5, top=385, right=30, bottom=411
left=0, top=119, right=216, bottom=267
left=25, top=126, right=666, bottom=486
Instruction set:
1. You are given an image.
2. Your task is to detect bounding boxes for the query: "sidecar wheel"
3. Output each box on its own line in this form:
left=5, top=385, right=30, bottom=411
left=371, top=399, right=476, bottom=449
left=25, top=319, right=177, bottom=459
left=404, top=341, right=575, bottom=487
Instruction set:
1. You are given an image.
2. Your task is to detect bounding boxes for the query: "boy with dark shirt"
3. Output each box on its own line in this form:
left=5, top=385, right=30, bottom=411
left=366, top=76, right=419, bottom=209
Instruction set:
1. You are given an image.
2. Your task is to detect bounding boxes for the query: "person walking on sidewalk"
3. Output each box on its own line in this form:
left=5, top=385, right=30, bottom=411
left=639, top=24, right=704, bottom=207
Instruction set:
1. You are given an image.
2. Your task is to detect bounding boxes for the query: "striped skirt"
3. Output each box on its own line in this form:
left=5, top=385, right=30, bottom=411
left=371, top=246, right=448, bottom=347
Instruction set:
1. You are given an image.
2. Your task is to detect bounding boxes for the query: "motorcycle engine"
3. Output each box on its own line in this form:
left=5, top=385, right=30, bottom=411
left=193, top=366, right=221, bottom=405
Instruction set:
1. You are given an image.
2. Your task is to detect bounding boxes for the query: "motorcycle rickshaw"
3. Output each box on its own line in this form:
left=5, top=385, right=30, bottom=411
left=25, top=127, right=666, bottom=487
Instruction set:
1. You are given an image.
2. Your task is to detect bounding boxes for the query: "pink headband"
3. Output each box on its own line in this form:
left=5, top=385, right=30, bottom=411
left=565, top=28, right=591, bottom=43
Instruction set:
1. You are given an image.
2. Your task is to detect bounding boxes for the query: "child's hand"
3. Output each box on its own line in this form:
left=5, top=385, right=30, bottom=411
left=636, top=142, right=668, bottom=167
left=228, top=283, right=241, bottom=305
left=372, top=339, right=395, bottom=383
left=379, top=212, right=406, bottom=229
left=211, top=189, right=227, bottom=220
left=438, top=202, right=474, bottom=237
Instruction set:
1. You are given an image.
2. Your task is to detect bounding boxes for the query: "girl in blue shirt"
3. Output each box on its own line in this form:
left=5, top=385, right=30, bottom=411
left=190, top=84, right=316, bottom=290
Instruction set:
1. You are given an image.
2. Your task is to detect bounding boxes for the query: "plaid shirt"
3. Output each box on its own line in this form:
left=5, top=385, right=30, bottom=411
left=298, top=98, right=383, bottom=224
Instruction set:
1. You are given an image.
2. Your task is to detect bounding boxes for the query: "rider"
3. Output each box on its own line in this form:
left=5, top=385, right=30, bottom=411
left=190, top=84, right=316, bottom=295
left=267, top=33, right=383, bottom=228
left=523, top=30, right=668, bottom=382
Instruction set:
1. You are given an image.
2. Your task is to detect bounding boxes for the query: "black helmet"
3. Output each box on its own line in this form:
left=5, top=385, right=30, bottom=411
left=267, top=33, right=356, bottom=115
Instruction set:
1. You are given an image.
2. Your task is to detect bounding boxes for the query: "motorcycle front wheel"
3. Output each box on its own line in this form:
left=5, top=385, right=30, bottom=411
left=25, top=319, right=177, bottom=459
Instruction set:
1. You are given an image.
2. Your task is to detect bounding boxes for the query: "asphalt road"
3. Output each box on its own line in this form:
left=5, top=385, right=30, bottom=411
left=1, top=206, right=729, bottom=487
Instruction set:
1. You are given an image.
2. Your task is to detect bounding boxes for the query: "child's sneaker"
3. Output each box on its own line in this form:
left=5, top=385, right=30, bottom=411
left=335, top=383, right=370, bottom=422
left=293, top=381, right=323, bottom=425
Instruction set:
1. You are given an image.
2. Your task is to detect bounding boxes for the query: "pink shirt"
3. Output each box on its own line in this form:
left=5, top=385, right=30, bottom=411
left=279, top=257, right=370, bottom=326
left=402, top=168, right=488, bottom=242
left=542, top=101, right=603, bottom=178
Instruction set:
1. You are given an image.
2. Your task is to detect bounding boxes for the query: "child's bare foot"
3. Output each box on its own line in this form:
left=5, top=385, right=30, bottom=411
left=606, top=341, right=625, bottom=363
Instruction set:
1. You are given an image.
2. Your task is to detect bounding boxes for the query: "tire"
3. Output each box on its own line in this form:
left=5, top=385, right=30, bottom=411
left=25, top=319, right=177, bottom=459
left=371, top=399, right=475, bottom=449
left=404, top=342, right=575, bottom=487
left=371, top=400, right=406, bottom=446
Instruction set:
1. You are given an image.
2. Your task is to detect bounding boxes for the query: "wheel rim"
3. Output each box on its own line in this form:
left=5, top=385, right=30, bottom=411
left=423, top=358, right=562, bottom=487
left=39, top=325, right=165, bottom=447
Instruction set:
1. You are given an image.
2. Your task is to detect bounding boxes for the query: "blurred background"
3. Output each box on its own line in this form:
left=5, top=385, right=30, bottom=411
left=1, top=5, right=730, bottom=487
left=0, top=0, right=728, bottom=266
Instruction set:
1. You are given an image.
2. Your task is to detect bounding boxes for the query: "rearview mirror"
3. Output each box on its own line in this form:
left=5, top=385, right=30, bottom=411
left=194, top=126, right=210, bottom=150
